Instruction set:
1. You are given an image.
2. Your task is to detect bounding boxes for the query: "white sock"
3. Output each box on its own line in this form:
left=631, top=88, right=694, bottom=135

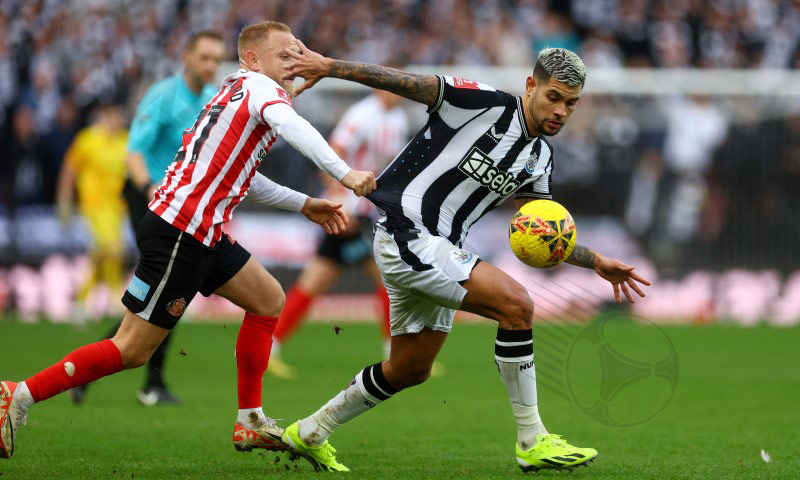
left=298, top=363, right=398, bottom=446
left=16, top=381, right=34, bottom=413
left=237, top=407, right=267, bottom=428
left=495, top=328, right=547, bottom=450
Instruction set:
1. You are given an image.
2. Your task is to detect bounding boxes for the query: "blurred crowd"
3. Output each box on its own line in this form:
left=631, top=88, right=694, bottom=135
left=1, top=0, right=799, bottom=271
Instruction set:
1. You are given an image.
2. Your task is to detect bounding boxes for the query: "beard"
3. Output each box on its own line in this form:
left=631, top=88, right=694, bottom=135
left=535, top=116, right=563, bottom=136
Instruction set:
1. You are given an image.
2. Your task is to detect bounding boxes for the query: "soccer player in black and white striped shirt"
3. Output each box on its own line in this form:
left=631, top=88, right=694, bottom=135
left=279, top=46, right=651, bottom=472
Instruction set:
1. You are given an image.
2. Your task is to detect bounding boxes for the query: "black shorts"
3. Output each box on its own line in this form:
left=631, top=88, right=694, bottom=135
left=121, top=211, right=250, bottom=329
left=317, top=216, right=374, bottom=265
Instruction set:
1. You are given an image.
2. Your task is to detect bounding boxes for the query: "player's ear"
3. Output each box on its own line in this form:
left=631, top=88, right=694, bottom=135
left=526, top=76, right=537, bottom=92
left=244, top=49, right=258, bottom=70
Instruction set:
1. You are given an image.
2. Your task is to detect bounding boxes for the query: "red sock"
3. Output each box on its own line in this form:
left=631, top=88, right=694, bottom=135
left=273, top=286, right=313, bottom=344
left=25, top=339, right=122, bottom=403
left=236, top=312, right=278, bottom=409
left=376, top=285, right=391, bottom=338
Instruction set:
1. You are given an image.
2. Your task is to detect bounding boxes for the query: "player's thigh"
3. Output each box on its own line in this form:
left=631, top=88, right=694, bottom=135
left=460, top=261, right=534, bottom=329
left=296, top=257, right=344, bottom=295
left=383, top=327, right=448, bottom=387
left=213, top=256, right=285, bottom=317
left=112, top=309, right=170, bottom=369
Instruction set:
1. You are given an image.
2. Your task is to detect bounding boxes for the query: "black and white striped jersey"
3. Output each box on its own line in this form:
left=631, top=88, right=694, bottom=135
left=367, top=75, right=554, bottom=247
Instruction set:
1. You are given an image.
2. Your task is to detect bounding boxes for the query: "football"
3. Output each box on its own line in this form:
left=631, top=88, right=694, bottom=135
left=508, top=199, right=577, bottom=268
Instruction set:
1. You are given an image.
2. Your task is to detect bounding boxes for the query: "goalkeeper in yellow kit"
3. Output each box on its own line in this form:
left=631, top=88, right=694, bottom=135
left=57, top=103, right=128, bottom=316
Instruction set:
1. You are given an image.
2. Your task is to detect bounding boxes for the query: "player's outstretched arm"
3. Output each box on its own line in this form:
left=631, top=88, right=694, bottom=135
left=247, top=172, right=348, bottom=234
left=260, top=103, right=377, bottom=196
left=282, top=40, right=440, bottom=106
left=566, top=245, right=651, bottom=304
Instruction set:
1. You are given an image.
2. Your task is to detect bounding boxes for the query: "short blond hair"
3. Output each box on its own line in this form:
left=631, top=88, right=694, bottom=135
left=237, top=20, right=291, bottom=58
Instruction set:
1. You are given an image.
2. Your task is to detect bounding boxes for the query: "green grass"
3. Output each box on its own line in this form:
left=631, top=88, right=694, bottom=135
left=0, top=318, right=798, bottom=479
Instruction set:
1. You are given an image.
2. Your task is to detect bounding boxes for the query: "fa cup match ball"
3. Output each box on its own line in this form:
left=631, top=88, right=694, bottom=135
left=509, top=200, right=577, bottom=268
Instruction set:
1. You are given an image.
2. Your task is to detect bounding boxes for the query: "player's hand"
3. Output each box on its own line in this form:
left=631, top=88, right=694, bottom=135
left=301, top=197, right=349, bottom=235
left=593, top=254, right=651, bottom=304
left=281, top=40, right=330, bottom=96
left=341, top=170, right=377, bottom=197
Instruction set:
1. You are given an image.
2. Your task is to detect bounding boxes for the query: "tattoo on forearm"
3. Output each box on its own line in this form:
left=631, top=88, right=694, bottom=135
left=328, top=60, right=439, bottom=106
left=567, top=244, right=595, bottom=269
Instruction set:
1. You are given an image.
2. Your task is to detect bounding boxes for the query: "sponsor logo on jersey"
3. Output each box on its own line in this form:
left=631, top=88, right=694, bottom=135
left=458, top=147, right=520, bottom=196
left=276, top=88, right=292, bottom=105
left=525, top=152, right=539, bottom=174
left=453, top=77, right=480, bottom=90
left=166, top=297, right=187, bottom=317
left=485, top=124, right=504, bottom=142
left=126, top=275, right=150, bottom=302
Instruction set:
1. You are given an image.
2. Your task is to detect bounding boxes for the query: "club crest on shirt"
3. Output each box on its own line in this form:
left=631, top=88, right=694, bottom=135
left=451, top=249, right=474, bottom=264
left=166, top=297, right=187, bottom=317
left=525, top=152, right=539, bottom=174
left=276, top=88, right=292, bottom=105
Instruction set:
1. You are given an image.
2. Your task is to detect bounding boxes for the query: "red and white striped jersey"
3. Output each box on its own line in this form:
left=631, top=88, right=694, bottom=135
left=327, top=95, right=409, bottom=217
left=330, top=95, right=409, bottom=172
left=149, top=70, right=296, bottom=246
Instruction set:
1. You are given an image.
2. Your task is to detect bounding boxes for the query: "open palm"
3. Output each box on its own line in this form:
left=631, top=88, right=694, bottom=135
left=301, top=198, right=348, bottom=235
left=594, top=256, right=651, bottom=303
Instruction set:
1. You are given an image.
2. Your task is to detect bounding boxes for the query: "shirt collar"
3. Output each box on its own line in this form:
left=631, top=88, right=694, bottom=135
left=516, top=96, right=535, bottom=141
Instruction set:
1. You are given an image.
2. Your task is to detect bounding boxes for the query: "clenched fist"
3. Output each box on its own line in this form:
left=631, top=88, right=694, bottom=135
left=341, top=170, right=377, bottom=197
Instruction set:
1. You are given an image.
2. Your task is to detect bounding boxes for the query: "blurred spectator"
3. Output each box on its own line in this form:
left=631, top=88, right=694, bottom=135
left=1, top=0, right=799, bottom=275
left=3, top=105, right=48, bottom=207
left=41, top=97, right=80, bottom=203
left=1, top=0, right=797, bottom=142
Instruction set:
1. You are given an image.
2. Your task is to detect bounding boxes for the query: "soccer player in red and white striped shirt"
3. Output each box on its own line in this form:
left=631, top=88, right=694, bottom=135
left=0, top=20, right=376, bottom=459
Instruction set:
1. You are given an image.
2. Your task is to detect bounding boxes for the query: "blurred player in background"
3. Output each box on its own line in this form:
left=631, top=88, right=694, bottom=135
left=68, top=31, right=225, bottom=406
left=56, top=103, right=128, bottom=316
left=0, top=20, right=376, bottom=460
left=269, top=89, right=408, bottom=378
left=276, top=45, right=651, bottom=473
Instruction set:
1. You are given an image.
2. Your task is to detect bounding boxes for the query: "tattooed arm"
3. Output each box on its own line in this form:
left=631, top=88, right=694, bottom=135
left=565, top=244, right=597, bottom=269
left=282, top=40, right=439, bottom=106
left=513, top=198, right=651, bottom=303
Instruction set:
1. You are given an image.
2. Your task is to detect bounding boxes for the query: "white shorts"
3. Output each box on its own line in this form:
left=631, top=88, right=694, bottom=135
left=373, top=226, right=480, bottom=336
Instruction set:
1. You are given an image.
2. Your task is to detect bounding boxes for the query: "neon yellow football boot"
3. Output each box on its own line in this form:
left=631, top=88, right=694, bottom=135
left=516, top=433, right=597, bottom=472
left=282, top=421, right=349, bottom=472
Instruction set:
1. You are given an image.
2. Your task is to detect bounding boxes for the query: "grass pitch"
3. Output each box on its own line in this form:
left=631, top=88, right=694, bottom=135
left=0, top=317, right=798, bottom=479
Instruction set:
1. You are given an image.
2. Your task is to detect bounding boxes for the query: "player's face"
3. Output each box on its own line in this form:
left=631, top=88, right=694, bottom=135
left=184, top=37, right=225, bottom=86
left=257, top=31, right=300, bottom=94
left=526, top=76, right=581, bottom=136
